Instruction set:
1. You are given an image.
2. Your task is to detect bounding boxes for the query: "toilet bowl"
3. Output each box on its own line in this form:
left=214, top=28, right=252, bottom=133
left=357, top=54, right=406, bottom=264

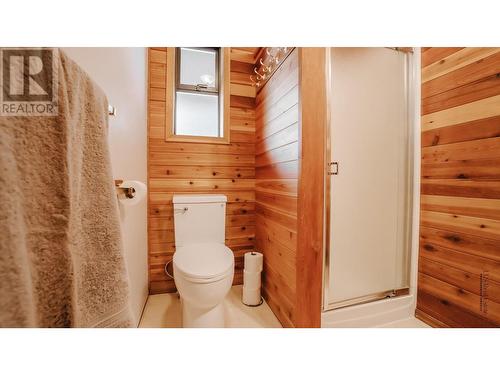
left=171, top=194, right=234, bottom=327
left=173, top=243, right=234, bottom=327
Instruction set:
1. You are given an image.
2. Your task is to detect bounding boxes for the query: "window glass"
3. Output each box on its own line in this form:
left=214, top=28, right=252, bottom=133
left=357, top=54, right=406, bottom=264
left=175, top=91, right=219, bottom=137
left=179, top=48, right=217, bottom=89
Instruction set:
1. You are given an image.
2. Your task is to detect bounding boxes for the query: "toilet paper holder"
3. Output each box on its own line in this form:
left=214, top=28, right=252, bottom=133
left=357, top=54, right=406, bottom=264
left=114, top=179, right=136, bottom=199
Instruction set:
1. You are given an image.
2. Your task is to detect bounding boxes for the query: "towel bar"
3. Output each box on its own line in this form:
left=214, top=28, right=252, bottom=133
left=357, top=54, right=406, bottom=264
left=108, top=104, right=116, bottom=116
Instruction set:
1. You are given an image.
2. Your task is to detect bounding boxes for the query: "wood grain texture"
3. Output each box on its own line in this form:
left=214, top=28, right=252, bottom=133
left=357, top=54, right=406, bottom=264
left=255, top=48, right=300, bottom=327
left=422, top=94, right=500, bottom=131
left=421, top=74, right=500, bottom=116
left=294, top=48, right=326, bottom=328
left=422, top=48, right=500, bottom=83
left=421, top=47, right=464, bottom=68
left=421, top=195, right=500, bottom=221
left=418, top=48, right=500, bottom=327
left=422, top=52, right=500, bottom=99
left=147, top=48, right=258, bottom=293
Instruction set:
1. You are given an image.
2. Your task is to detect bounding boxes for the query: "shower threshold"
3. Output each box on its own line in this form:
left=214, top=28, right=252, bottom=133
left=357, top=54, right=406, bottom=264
left=326, top=287, right=410, bottom=311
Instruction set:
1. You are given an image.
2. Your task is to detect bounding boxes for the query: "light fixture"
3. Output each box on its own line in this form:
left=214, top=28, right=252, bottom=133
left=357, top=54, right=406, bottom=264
left=250, top=47, right=291, bottom=88
left=200, top=74, right=215, bottom=86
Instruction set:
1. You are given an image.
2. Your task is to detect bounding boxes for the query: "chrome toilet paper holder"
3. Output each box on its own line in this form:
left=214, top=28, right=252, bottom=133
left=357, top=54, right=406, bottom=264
left=114, top=179, right=136, bottom=199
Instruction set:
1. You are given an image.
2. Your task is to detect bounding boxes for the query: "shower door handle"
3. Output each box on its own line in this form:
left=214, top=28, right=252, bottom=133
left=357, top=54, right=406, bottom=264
left=328, top=161, right=339, bottom=175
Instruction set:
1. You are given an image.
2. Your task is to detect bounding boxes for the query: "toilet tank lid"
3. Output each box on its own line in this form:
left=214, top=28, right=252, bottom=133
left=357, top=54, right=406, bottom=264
left=173, top=194, right=227, bottom=204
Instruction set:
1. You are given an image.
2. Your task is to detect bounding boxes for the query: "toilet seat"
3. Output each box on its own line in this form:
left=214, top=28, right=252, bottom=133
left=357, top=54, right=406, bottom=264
left=173, top=243, right=234, bottom=283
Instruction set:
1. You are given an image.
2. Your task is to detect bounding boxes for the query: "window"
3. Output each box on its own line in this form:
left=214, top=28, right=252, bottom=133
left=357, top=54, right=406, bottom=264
left=165, top=47, right=230, bottom=143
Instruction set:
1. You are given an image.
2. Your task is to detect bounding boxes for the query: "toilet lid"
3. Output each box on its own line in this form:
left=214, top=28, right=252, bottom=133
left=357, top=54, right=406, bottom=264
left=173, top=243, right=234, bottom=279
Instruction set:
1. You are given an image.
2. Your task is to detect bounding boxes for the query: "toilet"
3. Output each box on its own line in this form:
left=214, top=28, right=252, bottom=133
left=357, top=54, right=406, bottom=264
left=172, top=194, right=234, bottom=328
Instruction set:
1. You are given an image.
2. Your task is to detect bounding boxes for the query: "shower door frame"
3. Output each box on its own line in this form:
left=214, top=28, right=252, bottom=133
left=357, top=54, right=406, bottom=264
left=322, top=47, right=417, bottom=312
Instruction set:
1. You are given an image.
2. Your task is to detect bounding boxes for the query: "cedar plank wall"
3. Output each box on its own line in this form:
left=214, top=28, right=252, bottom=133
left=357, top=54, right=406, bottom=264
left=416, top=47, right=500, bottom=327
left=255, top=49, right=300, bottom=327
left=147, top=47, right=259, bottom=294
left=294, top=48, right=326, bottom=327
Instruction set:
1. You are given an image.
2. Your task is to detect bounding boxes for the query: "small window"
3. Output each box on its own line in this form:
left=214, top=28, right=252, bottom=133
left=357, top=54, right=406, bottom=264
left=175, top=91, right=219, bottom=137
left=178, top=47, right=218, bottom=90
left=165, top=47, right=230, bottom=143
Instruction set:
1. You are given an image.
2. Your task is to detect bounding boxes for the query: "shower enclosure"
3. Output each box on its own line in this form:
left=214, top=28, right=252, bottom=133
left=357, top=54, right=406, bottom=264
left=323, top=48, right=416, bottom=317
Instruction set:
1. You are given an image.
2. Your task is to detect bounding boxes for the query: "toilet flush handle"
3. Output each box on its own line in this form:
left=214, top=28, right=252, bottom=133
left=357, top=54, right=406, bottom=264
left=174, top=207, right=189, bottom=214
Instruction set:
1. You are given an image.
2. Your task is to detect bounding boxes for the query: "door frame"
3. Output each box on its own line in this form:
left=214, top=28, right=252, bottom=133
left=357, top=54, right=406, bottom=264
left=322, top=47, right=417, bottom=312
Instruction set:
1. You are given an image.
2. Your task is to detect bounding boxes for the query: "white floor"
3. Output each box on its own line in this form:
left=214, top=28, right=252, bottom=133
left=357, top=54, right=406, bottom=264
left=139, top=285, right=429, bottom=328
left=376, top=317, right=430, bottom=328
left=139, top=285, right=282, bottom=328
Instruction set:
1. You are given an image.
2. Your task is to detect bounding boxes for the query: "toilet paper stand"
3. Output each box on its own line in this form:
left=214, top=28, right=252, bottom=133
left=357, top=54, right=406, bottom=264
left=242, top=251, right=264, bottom=307
left=242, top=297, right=264, bottom=307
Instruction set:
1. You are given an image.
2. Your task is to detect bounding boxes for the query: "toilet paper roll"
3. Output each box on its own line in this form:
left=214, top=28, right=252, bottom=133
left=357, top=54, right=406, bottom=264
left=117, top=180, right=147, bottom=206
left=244, top=251, right=263, bottom=272
left=242, top=286, right=262, bottom=306
left=243, top=269, right=261, bottom=289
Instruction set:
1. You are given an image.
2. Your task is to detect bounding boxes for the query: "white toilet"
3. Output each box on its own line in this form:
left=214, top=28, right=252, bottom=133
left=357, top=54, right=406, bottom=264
left=172, top=194, right=234, bottom=328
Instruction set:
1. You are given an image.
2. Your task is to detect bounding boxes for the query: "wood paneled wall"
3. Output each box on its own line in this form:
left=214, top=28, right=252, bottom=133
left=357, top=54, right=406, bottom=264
left=416, top=47, right=500, bottom=327
left=255, top=49, right=300, bottom=327
left=147, top=47, right=259, bottom=294
left=295, top=48, right=326, bottom=328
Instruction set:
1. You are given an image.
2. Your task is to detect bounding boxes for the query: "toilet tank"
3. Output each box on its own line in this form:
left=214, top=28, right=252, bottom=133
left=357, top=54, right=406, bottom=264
left=172, top=194, right=227, bottom=247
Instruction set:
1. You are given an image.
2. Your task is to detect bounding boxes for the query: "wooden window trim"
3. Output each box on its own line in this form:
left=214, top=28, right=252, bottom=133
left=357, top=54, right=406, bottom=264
left=165, top=47, right=230, bottom=144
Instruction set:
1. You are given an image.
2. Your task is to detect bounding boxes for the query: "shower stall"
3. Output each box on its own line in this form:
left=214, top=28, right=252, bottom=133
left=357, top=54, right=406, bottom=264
left=322, top=47, right=419, bottom=327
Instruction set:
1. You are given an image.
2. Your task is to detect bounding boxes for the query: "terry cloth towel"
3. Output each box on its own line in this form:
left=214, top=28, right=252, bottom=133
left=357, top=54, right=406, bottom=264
left=0, top=48, right=133, bottom=327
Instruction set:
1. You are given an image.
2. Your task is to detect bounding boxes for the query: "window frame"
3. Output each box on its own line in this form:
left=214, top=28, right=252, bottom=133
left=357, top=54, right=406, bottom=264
left=164, top=47, right=230, bottom=144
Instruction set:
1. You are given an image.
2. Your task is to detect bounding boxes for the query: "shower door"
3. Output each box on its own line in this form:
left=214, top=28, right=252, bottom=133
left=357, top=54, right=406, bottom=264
left=324, top=48, right=412, bottom=310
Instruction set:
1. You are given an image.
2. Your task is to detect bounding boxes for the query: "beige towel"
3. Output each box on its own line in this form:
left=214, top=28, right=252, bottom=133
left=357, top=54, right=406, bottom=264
left=0, top=48, right=133, bottom=327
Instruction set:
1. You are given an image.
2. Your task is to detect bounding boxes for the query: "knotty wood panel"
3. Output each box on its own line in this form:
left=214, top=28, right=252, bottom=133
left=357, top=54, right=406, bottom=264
left=147, top=48, right=257, bottom=293
left=255, top=48, right=300, bottom=327
left=421, top=48, right=464, bottom=68
left=254, top=48, right=326, bottom=328
left=418, top=47, right=500, bottom=327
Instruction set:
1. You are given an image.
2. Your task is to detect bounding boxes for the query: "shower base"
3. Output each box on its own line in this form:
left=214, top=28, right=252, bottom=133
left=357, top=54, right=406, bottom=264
left=321, top=294, right=416, bottom=328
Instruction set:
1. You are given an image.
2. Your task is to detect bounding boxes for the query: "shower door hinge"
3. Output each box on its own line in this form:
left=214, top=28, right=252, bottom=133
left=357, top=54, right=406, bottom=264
left=328, top=161, right=339, bottom=175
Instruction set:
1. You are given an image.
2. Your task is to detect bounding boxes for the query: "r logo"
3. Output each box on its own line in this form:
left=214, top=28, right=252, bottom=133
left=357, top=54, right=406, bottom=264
left=2, top=49, right=53, bottom=102
left=0, top=48, right=58, bottom=116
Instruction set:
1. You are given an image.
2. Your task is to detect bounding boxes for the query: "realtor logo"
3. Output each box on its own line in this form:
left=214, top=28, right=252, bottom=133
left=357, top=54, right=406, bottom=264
left=1, top=48, right=58, bottom=116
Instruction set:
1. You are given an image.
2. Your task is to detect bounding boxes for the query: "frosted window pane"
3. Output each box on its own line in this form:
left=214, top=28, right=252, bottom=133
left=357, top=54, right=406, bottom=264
left=180, top=48, right=217, bottom=88
left=175, top=92, right=219, bottom=137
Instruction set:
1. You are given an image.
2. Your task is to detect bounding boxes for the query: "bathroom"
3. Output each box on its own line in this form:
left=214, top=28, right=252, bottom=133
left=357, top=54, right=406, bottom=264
left=1, top=1, right=499, bottom=374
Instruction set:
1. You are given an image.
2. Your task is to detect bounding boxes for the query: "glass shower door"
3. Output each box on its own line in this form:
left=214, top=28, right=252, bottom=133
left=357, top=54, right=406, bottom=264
left=325, top=47, right=412, bottom=309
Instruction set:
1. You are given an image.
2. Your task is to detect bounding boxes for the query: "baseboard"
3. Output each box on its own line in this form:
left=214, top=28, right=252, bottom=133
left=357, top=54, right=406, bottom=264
left=415, top=309, right=449, bottom=328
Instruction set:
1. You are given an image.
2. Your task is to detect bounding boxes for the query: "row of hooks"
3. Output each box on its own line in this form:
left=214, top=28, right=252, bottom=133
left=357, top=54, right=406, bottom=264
left=250, top=47, right=290, bottom=88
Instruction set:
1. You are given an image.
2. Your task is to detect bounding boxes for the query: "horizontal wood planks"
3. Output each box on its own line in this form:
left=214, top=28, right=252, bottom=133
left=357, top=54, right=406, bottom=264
left=255, top=48, right=300, bottom=327
left=417, top=47, right=500, bottom=327
left=147, top=47, right=257, bottom=294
